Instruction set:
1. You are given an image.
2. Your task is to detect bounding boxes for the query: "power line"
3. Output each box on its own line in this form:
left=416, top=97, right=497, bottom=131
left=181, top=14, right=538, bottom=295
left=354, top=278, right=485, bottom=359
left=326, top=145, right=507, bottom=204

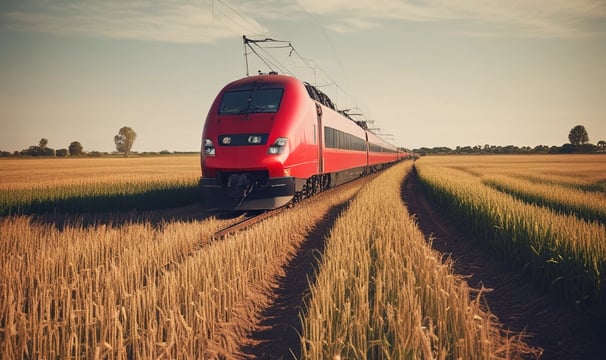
left=213, top=0, right=265, bottom=36
left=241, top=35, right=398, bottom=145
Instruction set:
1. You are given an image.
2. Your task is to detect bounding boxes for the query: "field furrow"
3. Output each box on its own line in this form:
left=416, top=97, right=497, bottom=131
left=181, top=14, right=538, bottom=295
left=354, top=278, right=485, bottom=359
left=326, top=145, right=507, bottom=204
left=403, top=167, right=606, bottom=359
left=415, top=155, right=606, bottom=310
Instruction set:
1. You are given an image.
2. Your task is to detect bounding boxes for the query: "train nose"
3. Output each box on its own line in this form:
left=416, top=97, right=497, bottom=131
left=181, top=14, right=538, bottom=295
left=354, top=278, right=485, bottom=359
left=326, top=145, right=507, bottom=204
left=226, top=173, right=254, bottom=198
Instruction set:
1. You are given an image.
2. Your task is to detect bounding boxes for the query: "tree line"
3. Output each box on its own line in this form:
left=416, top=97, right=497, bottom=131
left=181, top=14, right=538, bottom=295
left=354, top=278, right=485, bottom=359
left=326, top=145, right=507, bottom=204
left=2, top=124, right=604, bottom=158
left=414, top=125, right=605, bottom=155
left=1, top=127, right=138, bottom=158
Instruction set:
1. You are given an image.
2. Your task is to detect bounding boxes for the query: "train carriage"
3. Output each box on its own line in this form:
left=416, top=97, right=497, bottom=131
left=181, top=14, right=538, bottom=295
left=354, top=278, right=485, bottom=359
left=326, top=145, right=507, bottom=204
left=200, top=73, right=403, bottom=210
left=366, top=131, right=401, bottom=170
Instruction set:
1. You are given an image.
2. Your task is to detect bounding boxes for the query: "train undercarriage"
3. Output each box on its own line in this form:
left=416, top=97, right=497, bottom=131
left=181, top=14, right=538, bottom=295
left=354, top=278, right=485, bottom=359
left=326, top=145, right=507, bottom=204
left=199, top=163, right=397, bottom=210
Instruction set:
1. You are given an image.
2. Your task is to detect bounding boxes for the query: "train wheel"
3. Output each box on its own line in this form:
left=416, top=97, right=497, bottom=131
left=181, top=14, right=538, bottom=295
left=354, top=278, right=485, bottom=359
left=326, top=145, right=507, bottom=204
left=289, top=174, right=332, bottom=207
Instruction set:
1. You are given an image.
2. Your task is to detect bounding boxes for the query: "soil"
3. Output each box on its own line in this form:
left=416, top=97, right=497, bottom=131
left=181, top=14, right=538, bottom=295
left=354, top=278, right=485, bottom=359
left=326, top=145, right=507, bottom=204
left=238, top=168, right=606, bottom=359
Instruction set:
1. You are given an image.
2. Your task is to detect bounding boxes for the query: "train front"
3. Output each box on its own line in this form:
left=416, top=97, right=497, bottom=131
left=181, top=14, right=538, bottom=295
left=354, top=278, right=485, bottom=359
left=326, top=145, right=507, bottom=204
left=199, top=75, right=303, bottom=210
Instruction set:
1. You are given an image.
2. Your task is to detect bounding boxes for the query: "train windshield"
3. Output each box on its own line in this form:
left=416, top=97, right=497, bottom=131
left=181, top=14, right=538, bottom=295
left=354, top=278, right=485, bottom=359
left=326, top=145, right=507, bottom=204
left=218, top=88, right=284, bottom=115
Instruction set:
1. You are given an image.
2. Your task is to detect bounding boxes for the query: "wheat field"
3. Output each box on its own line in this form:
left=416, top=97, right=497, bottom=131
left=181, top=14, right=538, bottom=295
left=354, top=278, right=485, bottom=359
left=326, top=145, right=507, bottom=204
left=0, top=156, right=538, bottom=358
left=0, top=156, right=201, bottom=215
left=415, top=154, right=606, bottom=308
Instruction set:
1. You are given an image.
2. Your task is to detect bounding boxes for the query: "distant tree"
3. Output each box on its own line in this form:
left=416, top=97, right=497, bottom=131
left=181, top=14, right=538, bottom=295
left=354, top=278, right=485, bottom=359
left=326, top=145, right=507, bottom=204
left=534, top=145, right=549, bottom=153
left=568, top=125, right=589, bottom=146
left=114, top=126, right=137, bottom=157
left=38, top=138, right=55, bottom=155
left=69, top=141, right=84, bottom=156
left=20, top=146, right=38, bottom=156
left=56, top=148, right=68, bottom=157
left=21, top=140, right=54, bottom=156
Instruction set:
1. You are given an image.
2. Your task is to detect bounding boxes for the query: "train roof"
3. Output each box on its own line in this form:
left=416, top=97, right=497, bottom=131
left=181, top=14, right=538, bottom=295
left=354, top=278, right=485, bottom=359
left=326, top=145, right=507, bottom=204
left=221, top=73, right=392, bottom=142
left=222, top=73, right=300, bottom=90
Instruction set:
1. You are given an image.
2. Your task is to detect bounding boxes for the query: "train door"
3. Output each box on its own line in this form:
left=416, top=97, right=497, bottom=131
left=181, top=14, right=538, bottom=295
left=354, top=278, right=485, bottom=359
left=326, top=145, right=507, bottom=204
left=316, top=102, right=324, bottom=174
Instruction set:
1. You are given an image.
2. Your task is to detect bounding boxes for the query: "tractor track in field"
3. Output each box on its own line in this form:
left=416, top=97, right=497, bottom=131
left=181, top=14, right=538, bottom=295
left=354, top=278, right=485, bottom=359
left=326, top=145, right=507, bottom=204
left=232, top=173, right=378, bottom=359
left=237, top=200, right=350, bottom=359
left=402, top=166, right=606, bottom=359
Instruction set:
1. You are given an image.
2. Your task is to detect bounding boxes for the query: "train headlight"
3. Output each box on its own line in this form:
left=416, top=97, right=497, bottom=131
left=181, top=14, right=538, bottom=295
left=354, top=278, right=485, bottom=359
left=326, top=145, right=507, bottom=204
left=203, top=139, right=216, bottom=156
left=267, top=137, right=288, bottom=155
left=248, top=135, right=262, bottom=144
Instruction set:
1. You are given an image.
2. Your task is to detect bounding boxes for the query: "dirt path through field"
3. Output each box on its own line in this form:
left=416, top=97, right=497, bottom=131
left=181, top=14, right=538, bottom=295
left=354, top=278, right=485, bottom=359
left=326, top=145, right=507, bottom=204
left=237, top=201, right=349, bottom=359
left=231, top=175, right=375, bottom=359
left=402, top=167, right=606, bottom=359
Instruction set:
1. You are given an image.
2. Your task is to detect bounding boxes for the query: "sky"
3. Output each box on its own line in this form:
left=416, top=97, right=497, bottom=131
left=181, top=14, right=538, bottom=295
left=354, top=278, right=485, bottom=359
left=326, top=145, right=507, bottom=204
left=1, top=0, right=605, bottom=153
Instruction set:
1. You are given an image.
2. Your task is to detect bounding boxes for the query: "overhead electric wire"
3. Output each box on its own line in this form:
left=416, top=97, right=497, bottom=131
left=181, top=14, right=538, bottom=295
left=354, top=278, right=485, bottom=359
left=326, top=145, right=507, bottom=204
left=244, top=35, right=397, bottom=142
left=243, top=36, right=295, bottom=76
left=211, top=2, right=398, bottom=145
left=211, top=0, right=360, bottom=115
left=213, top=0, right=266, bottom=36
left=245, top=43, right=277, bottom=74
left=255, top=43, right=294, bottom=75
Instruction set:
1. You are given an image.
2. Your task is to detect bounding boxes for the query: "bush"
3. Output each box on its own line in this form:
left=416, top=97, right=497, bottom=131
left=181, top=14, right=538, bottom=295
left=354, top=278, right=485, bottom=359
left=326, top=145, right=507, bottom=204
left=56, top=149, right=68, bottom=157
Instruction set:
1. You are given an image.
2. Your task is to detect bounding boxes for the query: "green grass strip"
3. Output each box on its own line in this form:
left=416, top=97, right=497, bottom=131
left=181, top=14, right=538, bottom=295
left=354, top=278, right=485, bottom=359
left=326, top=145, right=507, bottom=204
left=0, top=179, right=201, bottom=215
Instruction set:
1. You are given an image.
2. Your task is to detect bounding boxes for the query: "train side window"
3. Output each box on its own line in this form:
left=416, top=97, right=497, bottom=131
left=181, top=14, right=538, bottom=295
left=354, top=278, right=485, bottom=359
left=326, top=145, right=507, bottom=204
left=324, top=126, right=365, bottom=151
left=324, top=127, right=333, bottom=148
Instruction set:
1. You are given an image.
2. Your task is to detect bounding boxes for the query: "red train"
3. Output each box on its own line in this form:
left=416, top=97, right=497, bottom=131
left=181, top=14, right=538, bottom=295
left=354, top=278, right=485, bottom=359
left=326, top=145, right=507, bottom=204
left=200, top=73, right=407, bottom=210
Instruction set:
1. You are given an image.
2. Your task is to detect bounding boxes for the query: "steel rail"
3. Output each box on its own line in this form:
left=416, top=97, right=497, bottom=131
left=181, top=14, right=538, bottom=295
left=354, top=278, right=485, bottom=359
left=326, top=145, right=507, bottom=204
left=212, top=208, right=284, bottom=239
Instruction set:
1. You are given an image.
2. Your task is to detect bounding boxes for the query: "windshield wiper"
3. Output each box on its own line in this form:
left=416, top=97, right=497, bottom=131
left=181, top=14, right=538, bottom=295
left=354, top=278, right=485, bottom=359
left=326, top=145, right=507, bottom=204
left=236, top=103, right=266, bottom=114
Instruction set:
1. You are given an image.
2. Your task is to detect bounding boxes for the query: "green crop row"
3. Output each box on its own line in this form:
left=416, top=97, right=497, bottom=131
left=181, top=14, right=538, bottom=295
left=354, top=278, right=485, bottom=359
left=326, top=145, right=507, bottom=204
left=483, top=174, right=606, bottom=225
left=512, top=174, right=606, bottom=194
left=0, top=179, right=201, bottom=215
left=415, top=160, right=606, bottom=310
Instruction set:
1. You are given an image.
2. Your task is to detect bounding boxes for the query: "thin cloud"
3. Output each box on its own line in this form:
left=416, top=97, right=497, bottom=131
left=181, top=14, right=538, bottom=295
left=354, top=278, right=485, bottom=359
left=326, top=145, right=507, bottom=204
left=325, top=17, right=382, bottom=33
left=297, top=0, right=606, bottom=38
left=0, top=0, right=269, bottom=43
left=2, top=0, right=605, bottom=42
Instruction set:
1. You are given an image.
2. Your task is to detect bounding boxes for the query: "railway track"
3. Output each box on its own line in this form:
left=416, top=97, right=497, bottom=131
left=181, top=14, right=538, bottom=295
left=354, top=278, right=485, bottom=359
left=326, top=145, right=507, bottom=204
left=210, top=169, right=386, bottom=240
left=113, top=172, right=378, bottom=317
left=212, top=208, right=284, bottom=239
